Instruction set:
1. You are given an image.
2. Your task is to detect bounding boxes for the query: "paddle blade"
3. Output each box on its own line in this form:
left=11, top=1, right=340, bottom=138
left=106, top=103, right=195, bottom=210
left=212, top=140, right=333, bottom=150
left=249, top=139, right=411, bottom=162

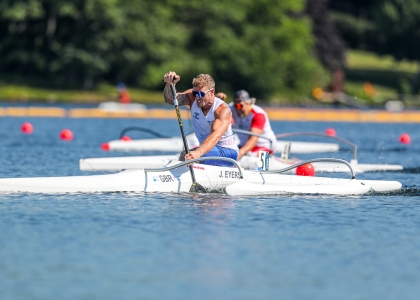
left=189, top=182, right=207, bottom=193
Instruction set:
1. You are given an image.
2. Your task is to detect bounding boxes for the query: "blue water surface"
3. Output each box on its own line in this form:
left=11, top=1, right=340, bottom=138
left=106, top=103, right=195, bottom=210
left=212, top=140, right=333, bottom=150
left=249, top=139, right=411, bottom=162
left=0, top=113, right=420, bottom=300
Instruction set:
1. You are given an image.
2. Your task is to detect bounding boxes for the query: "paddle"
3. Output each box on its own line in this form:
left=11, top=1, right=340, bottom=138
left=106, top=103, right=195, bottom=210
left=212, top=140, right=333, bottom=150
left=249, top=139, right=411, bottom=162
left=169, top=82, right=207, bottom=193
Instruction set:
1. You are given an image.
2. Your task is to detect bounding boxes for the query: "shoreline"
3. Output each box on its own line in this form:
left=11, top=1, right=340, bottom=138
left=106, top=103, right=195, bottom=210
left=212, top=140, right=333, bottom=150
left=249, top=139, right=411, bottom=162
left=0, top=106, right=419, bottom=123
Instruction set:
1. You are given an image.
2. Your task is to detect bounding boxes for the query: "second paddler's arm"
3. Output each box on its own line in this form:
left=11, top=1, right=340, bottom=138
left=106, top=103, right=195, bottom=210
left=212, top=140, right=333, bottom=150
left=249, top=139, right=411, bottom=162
left=237, top=129, right=261, bottom=160
left=193, top=102, right=232, bottom=157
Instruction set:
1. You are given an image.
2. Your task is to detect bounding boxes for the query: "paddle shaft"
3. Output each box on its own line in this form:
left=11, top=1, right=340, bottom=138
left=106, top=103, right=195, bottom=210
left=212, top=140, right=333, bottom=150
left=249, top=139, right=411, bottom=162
left=169, top=83, right=199, bottom=186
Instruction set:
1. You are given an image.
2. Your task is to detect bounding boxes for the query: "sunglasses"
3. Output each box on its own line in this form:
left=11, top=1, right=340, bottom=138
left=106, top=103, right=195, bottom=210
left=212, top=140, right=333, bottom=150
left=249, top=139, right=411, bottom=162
left=192, top=88, right=213, bottom=99
left=234, top=102, right=245, bottom=109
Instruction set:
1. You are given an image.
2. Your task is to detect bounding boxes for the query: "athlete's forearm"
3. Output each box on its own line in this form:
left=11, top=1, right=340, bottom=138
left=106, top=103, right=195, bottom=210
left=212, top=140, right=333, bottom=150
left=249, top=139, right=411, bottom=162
left=163, top=84, right=188, bottom=106
left=163, top=84, right=175, bottom=104
left=196, top=132, right=221, bottom=156
left=238, top=136, right=258, bottom=157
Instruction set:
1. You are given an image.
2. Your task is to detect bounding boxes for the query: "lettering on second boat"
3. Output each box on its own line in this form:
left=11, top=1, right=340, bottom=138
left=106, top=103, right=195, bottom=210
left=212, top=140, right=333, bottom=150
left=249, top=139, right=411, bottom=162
left=219, top=171, right=241, bottom=178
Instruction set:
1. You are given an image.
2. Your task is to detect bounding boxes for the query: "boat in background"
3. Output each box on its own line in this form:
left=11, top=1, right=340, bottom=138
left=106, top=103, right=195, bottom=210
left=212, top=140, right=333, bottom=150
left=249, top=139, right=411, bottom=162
left=275, top=131, right=404, bottom=173
left=101, top=127, right=340, bottom=154
left=98, top=82, right=147, bottom=112
left=79, top=153, right=403, bottom=174
left=98, top=102, right=147, bottom=112
left=86, top=130, right=403, bottom=173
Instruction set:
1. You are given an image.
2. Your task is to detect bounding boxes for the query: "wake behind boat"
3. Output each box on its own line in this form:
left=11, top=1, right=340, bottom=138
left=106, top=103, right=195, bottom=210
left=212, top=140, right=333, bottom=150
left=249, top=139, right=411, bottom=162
left=0, top=157, right=402, bottom=195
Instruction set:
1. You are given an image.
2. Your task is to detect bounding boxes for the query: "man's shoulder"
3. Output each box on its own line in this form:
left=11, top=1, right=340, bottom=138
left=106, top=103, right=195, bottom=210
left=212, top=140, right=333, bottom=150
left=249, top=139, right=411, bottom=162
left=214, top=101, right=231, bottom=117
left=250, top=108, right=267, bottom=126
left=251, top=107, right=265, bottom=116
left=251, top=104, right=267, bottom=113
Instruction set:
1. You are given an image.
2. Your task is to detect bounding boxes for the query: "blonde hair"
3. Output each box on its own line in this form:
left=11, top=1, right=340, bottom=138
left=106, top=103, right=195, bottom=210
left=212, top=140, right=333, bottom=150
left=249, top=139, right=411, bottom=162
left=192, top=74, right=215, bottom=89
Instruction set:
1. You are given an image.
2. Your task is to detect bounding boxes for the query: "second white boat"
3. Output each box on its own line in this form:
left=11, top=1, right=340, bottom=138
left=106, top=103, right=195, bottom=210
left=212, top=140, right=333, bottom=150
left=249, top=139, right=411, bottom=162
left=79, top=154, right=403, bottom=174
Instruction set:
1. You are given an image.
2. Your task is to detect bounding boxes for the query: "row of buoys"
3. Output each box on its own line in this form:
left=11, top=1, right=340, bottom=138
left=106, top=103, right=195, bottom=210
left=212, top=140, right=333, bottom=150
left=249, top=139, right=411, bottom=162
left=296, top=127, right=412, bottom=177
left=21, top=122, right=74, bottom=141
left=324, top=127, right=411, bottom=144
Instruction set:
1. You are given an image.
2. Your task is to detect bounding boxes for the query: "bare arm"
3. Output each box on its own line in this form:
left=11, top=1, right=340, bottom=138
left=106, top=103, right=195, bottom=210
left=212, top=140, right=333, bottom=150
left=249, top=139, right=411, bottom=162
left=216, top=92, right=227, bottom=101
left=162, top=71, right=193, bottom=106
left=237, top=127, right=263, bottom=160
left=163, top=84, right=190, bottom=106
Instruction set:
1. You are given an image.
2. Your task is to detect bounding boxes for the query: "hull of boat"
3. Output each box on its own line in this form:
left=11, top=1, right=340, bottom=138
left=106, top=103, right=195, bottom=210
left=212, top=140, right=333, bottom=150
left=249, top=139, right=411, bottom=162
left=80, top=155, right=179, bottom=171
left=106, top=136, right=339, bottom=154
left=275, top=140, right=339, bottom=154
left=0, top=164, right=401, bottom=195
left=79, top=155, right=297, bottom=172
left=311, top=162, right=403, bottom=173
left=98, top=102, right=147, bottom=112
left=80, top=154, right=403, bottom=174
left=108, top=137, right=200, bottom=152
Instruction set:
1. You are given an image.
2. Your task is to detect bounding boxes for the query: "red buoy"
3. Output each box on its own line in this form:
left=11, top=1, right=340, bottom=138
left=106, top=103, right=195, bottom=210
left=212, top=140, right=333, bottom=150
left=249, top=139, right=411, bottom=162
left=101, top=143, right=110, bottom=151
left=296, top=163, right=315, bottom=176
left=325, top=128, right=336, bottom=136
left=399, top=133, right=411, bottom=144
left=21, top=122, right=33, bottom=134
left=121, top=135, right=132, bottom=141
left=60, top=129, right=73, bottom=141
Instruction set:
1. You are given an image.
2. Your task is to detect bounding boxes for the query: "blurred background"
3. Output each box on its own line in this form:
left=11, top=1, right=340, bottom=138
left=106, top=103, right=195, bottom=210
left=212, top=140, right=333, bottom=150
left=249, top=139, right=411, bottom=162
left=0, top=0, right=419, bottom=108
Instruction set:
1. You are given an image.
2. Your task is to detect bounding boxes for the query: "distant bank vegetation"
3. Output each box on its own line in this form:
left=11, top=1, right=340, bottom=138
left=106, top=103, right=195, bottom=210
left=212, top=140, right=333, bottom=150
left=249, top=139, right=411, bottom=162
left=0, top=0, right=419, bottom=106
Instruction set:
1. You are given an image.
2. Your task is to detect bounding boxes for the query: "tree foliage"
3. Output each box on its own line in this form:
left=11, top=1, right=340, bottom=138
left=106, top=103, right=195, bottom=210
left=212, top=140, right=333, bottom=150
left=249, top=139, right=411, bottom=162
left=0, top=0, right=325, bottom=100
left=328, top=0, right=377, bottom=50
left=306, top=0, right=345, bottom=72
left=372, top=0, right=420, bottom=61
left=372, top=0, right=420, bottom=93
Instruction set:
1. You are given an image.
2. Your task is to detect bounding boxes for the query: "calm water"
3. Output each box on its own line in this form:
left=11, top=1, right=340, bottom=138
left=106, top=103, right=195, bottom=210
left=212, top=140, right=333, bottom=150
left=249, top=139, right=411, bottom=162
left=1, top=110, right=420, bottom=300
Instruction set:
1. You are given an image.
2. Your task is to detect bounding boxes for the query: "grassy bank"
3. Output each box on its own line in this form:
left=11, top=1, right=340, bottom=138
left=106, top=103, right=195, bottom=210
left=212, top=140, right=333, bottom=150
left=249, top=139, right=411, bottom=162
left=0, top=82, right=164, bottom=104
left=344, top=50, right=418, bottom=105
left=0, top=49, right=418, bottom=105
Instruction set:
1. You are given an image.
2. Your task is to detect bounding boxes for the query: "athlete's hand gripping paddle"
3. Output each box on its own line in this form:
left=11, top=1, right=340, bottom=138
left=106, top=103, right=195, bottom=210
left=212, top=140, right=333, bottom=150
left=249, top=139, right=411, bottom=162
left=169, top=82, right=206, bottom=193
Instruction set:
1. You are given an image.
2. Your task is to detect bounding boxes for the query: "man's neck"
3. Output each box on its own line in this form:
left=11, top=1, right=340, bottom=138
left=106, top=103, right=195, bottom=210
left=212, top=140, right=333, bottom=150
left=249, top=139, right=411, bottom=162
left=201, top=98, right=214, bottom=116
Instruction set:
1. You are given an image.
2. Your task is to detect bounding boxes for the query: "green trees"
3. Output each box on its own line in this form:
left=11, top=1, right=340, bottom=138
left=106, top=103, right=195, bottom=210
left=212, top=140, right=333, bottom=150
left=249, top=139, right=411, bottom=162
left=0, top=0, right=124, bottom=88
left=0, top=0, right=324, bottom=101
left=169, top=0, right=324, bottom=100
left=372, top=0, right=420, bottom=93
left=329, top=0, right=420, bottom=96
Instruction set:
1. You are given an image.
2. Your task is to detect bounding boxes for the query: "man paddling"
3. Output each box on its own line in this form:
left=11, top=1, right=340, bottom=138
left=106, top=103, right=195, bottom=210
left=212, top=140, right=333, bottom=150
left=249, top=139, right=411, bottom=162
left=163, top=71, right=238, bottom=166
left=229, top=90, right=277, bottom=160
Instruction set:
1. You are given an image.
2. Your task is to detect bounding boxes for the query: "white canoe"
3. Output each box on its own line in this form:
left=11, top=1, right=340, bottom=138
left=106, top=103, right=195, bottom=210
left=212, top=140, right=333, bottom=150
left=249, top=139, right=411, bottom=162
left=275, top=140, right=339, bottom=154
left=98, top=102, right=147, bottom=112
left=0, top=162, right=401, bottom=195
left=80, top=155, right=179, bottom=171
left=80, top=154, right=403, bottom=174
left=106, top=134, right=201, bottom=152
left=103, top=133, right=339, bottom=154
